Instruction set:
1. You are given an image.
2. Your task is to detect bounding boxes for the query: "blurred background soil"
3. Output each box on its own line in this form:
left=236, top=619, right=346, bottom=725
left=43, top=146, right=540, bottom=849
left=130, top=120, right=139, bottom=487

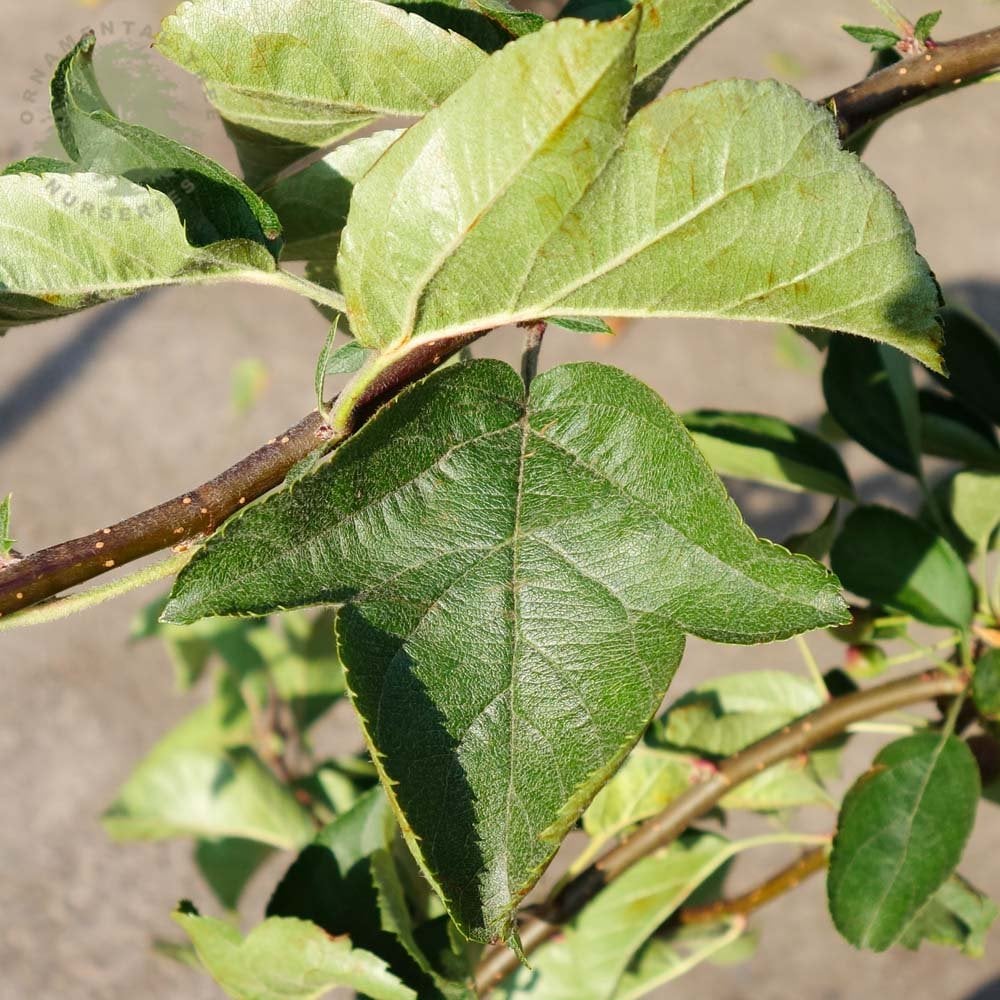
left=1, top=0, right=998, bottom=997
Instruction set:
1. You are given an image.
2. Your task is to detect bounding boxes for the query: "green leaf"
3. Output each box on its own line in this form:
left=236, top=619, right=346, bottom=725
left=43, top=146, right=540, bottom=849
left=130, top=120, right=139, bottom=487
left=830, top=506, right=975, bottom=629
left=195, top=837, right=274, bottom=910
left=583, top=748, right=698, bottom=843
left=547, top=315, right=614, bottom=334
left=155, top=0, right=487, bottom=186
left=384, top=0, right=536, bottom=50
left=913, top=11, right=942, bottom=42
left=263, top=130, right=402, bottom=265
left=0, top=172, right=278, bottom=333
left=174, top=908, right=416, bottom=1000
left=165, top=360, right=846, bottom=942
left=828, top=732, right=980, bottom=951
left=973, top=649, right=1000, bottom=721
left=900, top=874, right=997, bottom=956
left=315, top=330, right=371, bottom=409
left=720, top=757, right=831, bottom=810
left=947, top=470, right=1000, bottom=553
left=613, top=921, right=747, bottom=998
left=498, top=833, right=731, bottom=999
left=103, top=744, right=315, bottom=849
left=0, top=493, right=13, bottom=559
left=268, top=788, right=459, bottom=999
left=52, top=32, right=281, bottom=254
left=842, top=24, right=902, bottom=49
left=933, top=307, right=1000, bottom=426
left=340, top=18, right=942, bottom=367
left=784, top=501, right=840, bottom=561
left=683, top=411, right=853, bottom=499
left=823, top=337, right=922, bottom=475
left=919, top=391, right=1000, bottom=470
left=559, top=0, right=753, bottom=110
left=649, top=670, right=825, bottom=756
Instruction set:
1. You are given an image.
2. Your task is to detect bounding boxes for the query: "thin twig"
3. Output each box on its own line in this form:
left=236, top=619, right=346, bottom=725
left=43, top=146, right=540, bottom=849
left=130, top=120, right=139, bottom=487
left=473, top=667, right=967, bottom=993
left=520, top=322, right=546, bottom=387
left=678, top=844, right=829, bottom=926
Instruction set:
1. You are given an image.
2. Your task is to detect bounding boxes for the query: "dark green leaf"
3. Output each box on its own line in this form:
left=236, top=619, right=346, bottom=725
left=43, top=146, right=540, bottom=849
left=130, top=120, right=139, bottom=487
left=174, top=907, right=416, bottom=1000
left=823, top=337, right=922, bottom=475
left=919, top=390, right=1000, bottom=470
left=828, top=732, right=980, bottom=951
left=263, top=130, right=401, bottom=265
left=933, top=307, right=1000, bottom=426
left=831, top=506, right=974, bottom=629
left=195, top=837, right=274, bottom=910
left=155, top=0, right=487, bottom=186
left=683, top=411, right=854, bottom=499
left=784, top=501, right=840, bottom=561
left=385, top=0, right=531, bottom=50
left=973, top=650, right=1000, bottom=721
left=53, top=32, right=281, bottom=254
left=914, top=11, right=942, bottom=42
left=842, top=24, right=902, bottom=49
left=165, top=360, right=845, bottom=942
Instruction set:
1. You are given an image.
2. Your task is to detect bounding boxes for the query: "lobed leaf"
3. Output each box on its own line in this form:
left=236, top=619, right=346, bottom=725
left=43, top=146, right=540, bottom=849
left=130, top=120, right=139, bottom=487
left=830, top=506, right=975, bottom=630
left=164, top=360, right=845, bottom=942
left=340, top=18, right=942, bottom=368
left=155, top=0, right=487, bottom=186
left=828, top=732, right=980, bottom=951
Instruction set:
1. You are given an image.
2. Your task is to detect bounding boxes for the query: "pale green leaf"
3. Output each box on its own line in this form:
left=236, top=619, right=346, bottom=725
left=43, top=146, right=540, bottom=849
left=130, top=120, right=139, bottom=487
left=899, top=874, right=998, bottom=956
left=683, top=410, right=854, bottom=499
left=340, top=18, right=941, bottom=368
left=913, top=11, right=942, bottom=42
left=830, top=506, right=975, bottom=629
left=828, top=732, right=980, bottom=951
left=103, top=745, right=315, bottom=849
left=156, top=0, right=487, bottom=186
left=720, top=756, right=831, bottom=810
left=164, top=360, right=845, bottom=941
left=498, top=833, right=731, bottom=999
left=0, top=172, right=277, bottom=332
left=231, top=358, right=269, bottom=415
left=613, top=921, right=747, bottom=999
left=52, top=32, right=281, bottom=253
left=0, top=493, right=13, bottom=559
left=583, top=748, right=697, bottom=842
left=559, top=0, right=753, bottom=109
left=174, top=909, right=416, bottom=1000
left=649, top=670, right=825, bottom=756
left=947, top=470, right=1000, bottom=553
left=263, top=130, right=402, bottom=264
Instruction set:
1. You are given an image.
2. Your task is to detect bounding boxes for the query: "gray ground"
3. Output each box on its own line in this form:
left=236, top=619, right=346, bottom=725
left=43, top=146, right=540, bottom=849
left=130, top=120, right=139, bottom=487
left=1, top=0, right=999, bottom=997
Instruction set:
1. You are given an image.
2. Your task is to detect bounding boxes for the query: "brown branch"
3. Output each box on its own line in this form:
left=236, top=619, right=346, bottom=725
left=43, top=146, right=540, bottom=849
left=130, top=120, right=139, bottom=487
left=0, top=330, right=484, bottom=618
left=2, top=26, right=998, bottom=616
left=473, top=668, right=967, bottom=994
left=825, top=26, right=1000, bottom=141
left=678, top=844, right=829, bottom=926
